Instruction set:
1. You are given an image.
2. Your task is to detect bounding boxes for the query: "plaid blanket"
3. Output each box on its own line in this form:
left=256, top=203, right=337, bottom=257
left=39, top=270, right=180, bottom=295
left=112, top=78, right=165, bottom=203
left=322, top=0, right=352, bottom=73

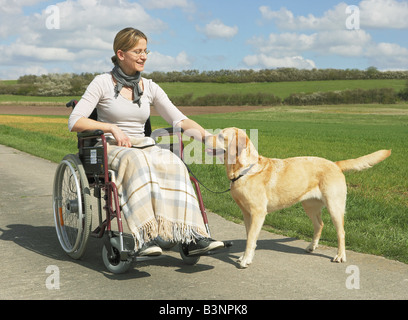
left=107, top=137, right=208, bottom=249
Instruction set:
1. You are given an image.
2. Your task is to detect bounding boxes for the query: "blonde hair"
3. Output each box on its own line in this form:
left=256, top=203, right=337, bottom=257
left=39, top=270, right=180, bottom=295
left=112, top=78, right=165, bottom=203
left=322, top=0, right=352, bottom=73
left=111, top=28, right=148, bottom=65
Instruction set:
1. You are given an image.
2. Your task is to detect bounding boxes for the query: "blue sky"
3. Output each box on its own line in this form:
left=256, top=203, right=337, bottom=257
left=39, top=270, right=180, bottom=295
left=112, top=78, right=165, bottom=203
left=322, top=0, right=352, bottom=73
left=0, top=0, right=407, bottom=79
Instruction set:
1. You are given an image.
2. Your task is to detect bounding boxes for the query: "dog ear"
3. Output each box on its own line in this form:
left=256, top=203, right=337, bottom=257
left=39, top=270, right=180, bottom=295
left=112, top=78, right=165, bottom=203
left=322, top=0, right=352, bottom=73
left=226, top=128, right=247, bottom=180
left=237, top=129, right=248, bottom=152
left=226, top=128, right=245, bottom=163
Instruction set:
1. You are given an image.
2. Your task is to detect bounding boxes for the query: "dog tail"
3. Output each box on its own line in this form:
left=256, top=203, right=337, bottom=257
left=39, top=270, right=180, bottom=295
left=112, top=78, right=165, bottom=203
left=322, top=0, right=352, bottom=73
left=335, top=150, right=391, bottom=172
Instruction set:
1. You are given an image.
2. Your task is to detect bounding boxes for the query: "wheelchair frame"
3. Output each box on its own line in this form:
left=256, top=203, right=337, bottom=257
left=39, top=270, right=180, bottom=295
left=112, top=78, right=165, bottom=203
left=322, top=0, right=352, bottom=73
left=52, top=100, right=212, bottom=273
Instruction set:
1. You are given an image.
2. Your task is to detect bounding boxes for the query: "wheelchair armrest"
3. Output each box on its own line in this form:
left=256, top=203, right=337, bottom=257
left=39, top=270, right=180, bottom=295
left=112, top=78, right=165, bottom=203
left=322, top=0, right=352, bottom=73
left=77, top=130, right=105, bottom=138
left=150, top=127, right=183, bottom=142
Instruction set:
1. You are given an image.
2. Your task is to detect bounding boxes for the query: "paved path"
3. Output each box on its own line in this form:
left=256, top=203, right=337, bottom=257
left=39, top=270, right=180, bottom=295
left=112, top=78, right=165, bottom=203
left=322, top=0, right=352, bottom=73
left=0, top=144, right=407, bottom=300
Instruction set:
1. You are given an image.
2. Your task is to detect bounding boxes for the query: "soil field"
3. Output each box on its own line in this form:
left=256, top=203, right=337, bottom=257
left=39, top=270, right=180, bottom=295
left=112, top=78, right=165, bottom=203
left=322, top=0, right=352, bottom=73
left=0, top=104, right=266, bottom=116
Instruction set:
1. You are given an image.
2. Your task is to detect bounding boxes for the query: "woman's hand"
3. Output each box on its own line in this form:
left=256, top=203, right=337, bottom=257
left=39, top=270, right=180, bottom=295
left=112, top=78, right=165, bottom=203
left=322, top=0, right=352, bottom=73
left=71, top=117, right=132, bottom=148
left=110, top=125, right=132, bottom=148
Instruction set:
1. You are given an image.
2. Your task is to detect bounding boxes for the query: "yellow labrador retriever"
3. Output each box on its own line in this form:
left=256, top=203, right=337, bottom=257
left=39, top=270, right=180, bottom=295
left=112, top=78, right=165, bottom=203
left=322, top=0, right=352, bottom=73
left=206, top=128, right=391, bottom=268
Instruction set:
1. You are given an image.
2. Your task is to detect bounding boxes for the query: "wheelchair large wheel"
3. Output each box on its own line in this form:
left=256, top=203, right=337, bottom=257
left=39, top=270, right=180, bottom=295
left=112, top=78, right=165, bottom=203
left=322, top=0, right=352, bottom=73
left=53, top=154, right=92, bottom=260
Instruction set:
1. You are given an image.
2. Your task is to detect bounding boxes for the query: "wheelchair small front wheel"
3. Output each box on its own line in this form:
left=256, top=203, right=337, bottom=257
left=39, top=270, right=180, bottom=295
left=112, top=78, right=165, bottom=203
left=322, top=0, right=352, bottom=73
left=102, top=245, right=132, bottom=274
left=179, top=243, right=200, bottom=265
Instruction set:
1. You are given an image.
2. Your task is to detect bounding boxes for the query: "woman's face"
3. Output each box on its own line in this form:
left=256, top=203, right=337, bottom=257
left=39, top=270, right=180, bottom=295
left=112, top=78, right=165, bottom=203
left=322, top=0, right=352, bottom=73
left=117, top=38, right=148, bottom=75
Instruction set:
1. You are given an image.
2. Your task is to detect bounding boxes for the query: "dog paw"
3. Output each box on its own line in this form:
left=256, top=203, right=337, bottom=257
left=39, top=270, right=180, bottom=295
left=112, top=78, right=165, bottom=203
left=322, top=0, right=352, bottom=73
left=305, top=243, right=318, bottom=253
left=237, top=255, right=251, bottom=268
left=238, top=260, right=250, bottom=269
left=332, top=253, right=347, bottom=263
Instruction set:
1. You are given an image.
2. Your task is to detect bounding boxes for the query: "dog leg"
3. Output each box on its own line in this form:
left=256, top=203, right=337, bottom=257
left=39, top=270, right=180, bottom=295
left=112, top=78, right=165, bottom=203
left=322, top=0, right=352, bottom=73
left=241, top=209, right=252, bottom=236
left=302, top=200, right=324, bottom=253
left=331, top=214, right=346, bottom=263
left=238, top=211, right=266, bottom=268
left=326, top=199, right=347, bottom=263
left=238, top=209, right=251, bottom=265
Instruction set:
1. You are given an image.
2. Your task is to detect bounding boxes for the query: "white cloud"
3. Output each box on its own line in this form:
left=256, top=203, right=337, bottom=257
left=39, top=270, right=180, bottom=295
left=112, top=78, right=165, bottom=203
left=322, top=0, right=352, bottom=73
left=360, top=0, right=408, bottom=29
left=244, top=29, right=371, bottom=68
left=12, top=41, right=76, bottom=61
left=0, top=0, right=46, bottom=15
left=197, top=19, right=238, bottom=40
left=248, top=33, right=316, bottom=56
left=365, top=42, right=408, bottom=68
left=140, top=0, right=195, bottom=11
left=243, top=54, right=316, bottom=69
left=0, top=0, right=175, bottom=78
left=245, top=27, right=408, bottom=69
left=71, top=57, right=112, bottom=74
left=259, top=3, right=348, bottom=31
left=315, top=30, right=372, bottom=56
left=0, top=40, right=76, bottom=73
left=260, top=0, right=408, bottom=31
left=254, top=1, right=408, bottom=70
left=145, top=51, right=192, bottom=72
left=52, top=1, right=167, bottom=33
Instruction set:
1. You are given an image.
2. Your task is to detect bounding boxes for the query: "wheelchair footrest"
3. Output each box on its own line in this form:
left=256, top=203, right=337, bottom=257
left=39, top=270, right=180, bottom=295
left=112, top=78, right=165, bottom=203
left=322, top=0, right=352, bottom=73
left=120, top=250, right=135, bottom=261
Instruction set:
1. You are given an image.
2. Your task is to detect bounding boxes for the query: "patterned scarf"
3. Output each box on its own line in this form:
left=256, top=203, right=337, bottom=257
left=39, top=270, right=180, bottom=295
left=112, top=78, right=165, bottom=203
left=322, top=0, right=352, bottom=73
left=111, top=65, right=143, bottom=106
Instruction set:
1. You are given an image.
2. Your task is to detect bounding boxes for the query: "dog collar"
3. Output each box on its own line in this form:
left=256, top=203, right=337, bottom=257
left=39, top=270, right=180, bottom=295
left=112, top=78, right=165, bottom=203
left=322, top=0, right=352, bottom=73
left=230, top=164, right=256, bottom=183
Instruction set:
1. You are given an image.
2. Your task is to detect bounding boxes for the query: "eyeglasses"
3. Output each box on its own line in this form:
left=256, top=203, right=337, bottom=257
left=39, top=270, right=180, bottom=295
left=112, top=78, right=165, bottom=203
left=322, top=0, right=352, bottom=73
left=129, top=49, right=150, bottom=57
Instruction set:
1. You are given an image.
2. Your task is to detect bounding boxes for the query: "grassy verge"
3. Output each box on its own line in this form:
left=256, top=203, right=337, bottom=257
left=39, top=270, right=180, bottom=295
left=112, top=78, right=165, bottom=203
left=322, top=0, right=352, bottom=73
left=0, top=115, right=77, bottom=162
left=0, top=104, right=407, bottom=263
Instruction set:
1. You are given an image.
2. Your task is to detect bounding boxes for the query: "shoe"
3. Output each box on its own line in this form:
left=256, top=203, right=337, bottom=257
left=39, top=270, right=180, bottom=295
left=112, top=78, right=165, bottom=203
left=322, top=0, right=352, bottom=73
left=187, top=238, right=224, bottom=256
left=138, top=241, right=162, bottom=256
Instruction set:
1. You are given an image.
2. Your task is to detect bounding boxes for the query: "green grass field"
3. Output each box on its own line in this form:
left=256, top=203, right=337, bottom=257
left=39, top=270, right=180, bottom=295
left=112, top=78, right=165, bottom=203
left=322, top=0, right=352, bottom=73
left=0, top=79, right=406, bottom=104
left=0, top=103, right=407, bottom=264
left=160, top=79, right=407, bottom=99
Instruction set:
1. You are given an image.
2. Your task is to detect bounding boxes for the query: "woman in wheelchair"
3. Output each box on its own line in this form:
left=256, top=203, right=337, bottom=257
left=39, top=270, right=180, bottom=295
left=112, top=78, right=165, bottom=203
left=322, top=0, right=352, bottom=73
left=68, top=27, right=224, bottom=257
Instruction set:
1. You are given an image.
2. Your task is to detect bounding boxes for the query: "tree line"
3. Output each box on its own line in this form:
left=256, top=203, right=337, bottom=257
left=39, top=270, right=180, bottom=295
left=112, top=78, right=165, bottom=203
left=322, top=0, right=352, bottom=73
left=0, top=73, right=98, bottom=96
left=144, top=67, right=408, bottom=83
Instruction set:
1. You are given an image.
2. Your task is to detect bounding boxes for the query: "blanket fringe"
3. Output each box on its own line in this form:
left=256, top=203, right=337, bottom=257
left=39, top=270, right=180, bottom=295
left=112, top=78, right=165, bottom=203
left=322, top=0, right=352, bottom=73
left=132, top=216, right=208, bottom=250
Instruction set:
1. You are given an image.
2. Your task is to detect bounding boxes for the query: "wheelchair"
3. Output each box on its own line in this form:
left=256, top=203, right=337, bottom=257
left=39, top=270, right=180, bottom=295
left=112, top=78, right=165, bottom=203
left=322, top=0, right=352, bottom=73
left=52, top=100, right=214, bottom=273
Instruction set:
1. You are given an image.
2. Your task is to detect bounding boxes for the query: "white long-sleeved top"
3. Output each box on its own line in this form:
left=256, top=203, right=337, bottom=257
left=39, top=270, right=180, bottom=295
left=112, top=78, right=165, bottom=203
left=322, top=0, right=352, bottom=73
left=68, top=72, right=187, bottom=138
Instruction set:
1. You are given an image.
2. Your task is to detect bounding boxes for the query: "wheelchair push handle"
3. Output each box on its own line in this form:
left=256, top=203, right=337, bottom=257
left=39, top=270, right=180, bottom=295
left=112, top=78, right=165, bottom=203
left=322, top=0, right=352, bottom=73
left=66, top=99, right=78, bottom=109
